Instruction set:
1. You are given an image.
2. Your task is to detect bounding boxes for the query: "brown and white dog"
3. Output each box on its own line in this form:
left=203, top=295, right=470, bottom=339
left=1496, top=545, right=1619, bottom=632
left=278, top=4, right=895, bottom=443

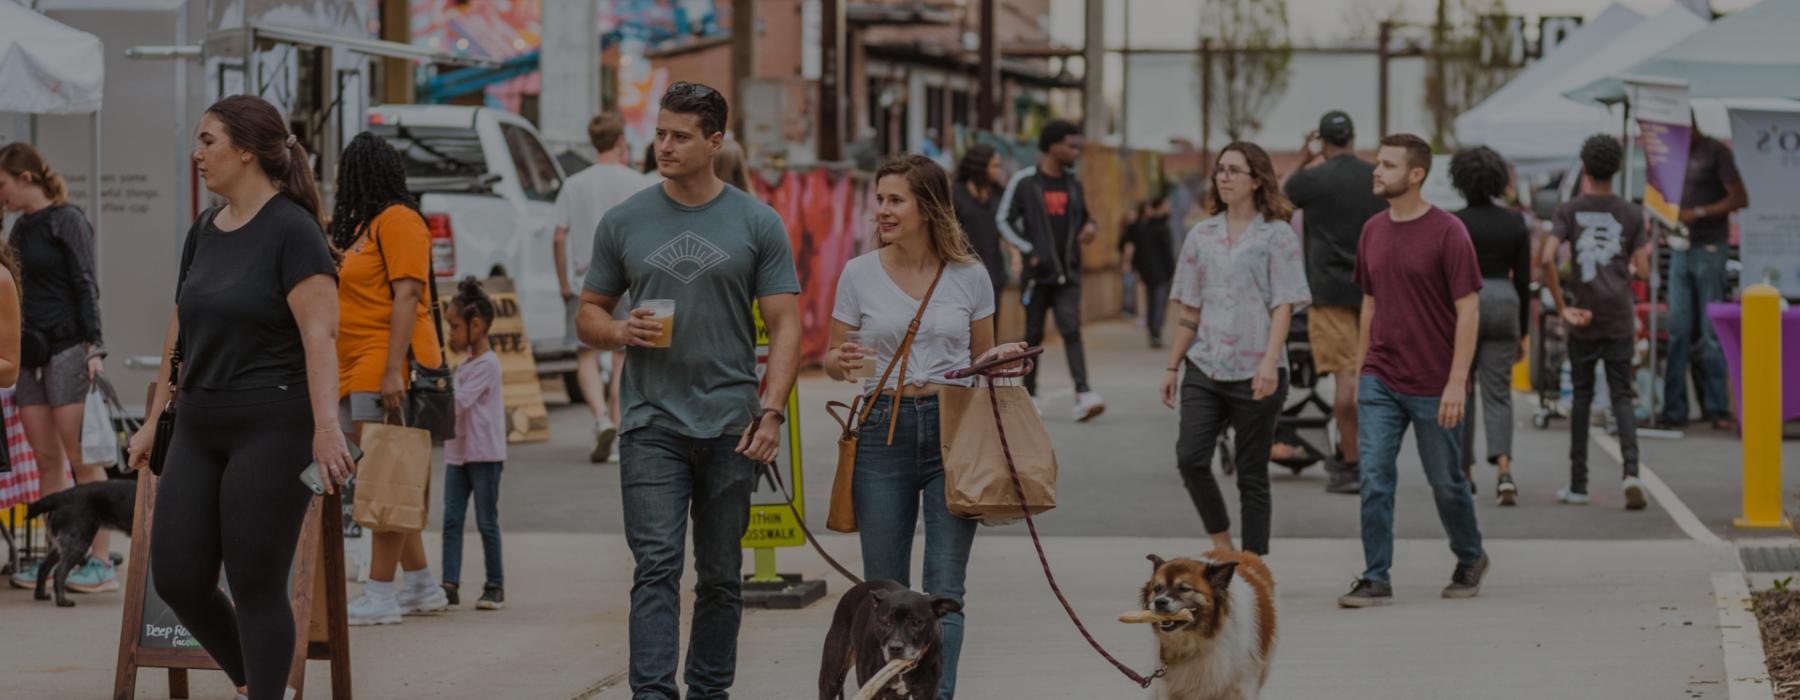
left=1139, top=551, right=1277, bottom=700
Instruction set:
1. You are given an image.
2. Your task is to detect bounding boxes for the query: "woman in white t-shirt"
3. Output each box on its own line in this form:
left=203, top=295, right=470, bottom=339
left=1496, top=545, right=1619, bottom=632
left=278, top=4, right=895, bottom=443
left=827, top=154, right=1022, bottom=699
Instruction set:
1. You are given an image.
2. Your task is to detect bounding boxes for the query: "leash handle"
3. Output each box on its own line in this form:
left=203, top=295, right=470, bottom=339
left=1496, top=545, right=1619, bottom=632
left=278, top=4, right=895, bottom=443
left=980, top=372, right=1162, bottom=689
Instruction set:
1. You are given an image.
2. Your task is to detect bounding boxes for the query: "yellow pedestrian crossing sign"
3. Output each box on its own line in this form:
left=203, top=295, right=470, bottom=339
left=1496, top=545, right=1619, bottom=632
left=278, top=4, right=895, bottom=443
left=747, top=303, right=805, bottom=549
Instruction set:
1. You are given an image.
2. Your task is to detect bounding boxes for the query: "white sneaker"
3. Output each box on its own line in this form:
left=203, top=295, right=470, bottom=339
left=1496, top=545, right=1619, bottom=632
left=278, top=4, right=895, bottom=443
left=1556, top=486, right=1591, bottom=505
left=398, top=581, right=450, bottom=614
left=347, top=591, right=403, bottom=626
left=1073, top=392, right=1106, bottom=422
left=591, top=420, right=618, bottom=464
left=1622, top=477, right=1648, bottom=511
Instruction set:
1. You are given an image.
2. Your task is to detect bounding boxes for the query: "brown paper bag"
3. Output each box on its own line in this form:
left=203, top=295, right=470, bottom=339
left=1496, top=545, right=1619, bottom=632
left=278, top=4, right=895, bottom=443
left=352, top=422, right=433, bottom=533
left=939, top=383, right=1057, bottom=520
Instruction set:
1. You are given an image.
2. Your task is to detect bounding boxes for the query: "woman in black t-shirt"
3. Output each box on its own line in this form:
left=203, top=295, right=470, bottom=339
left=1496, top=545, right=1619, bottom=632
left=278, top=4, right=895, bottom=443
left=954, top=144, right=1009, bottom=306
left=125, top=95, right=353, bottom=700
left=1450, top=147, right=1533, bottom=505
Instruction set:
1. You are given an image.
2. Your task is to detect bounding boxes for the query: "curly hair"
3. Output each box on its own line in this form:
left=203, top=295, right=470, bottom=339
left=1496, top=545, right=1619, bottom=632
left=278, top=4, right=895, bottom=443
left=1579, top=134, right=1624, bottom=182
left=452, top=276, right=496, bottom=324
left=957, top=143, right=998, bottom=188
left=329, top=132, right=423, bottom=254
left=1449, top=146, right=1510, bottom=204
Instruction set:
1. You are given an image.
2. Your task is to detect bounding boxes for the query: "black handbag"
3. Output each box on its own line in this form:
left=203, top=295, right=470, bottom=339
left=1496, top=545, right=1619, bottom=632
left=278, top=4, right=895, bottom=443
left=374, top=219, right=457, bottom=443
left=149, top=208, right=213, bottom=476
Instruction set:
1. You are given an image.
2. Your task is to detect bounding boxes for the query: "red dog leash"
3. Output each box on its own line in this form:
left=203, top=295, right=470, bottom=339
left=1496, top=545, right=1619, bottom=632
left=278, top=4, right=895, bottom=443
left=766, top=348, right=1163, bottom=689
left=952, top=355, right=1165, bottom=690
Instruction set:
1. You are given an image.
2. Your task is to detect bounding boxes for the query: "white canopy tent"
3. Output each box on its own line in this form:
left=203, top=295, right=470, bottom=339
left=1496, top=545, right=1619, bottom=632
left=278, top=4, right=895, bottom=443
left=1454, top=3, right=1643, bottom=155
left=0, top=1, right=105, bottom=250
left=0, top=1, right=104, bottom=114
left=1566, top=0, right=1800, bottom=103
left=1464, top=6, right=1705, bottom=165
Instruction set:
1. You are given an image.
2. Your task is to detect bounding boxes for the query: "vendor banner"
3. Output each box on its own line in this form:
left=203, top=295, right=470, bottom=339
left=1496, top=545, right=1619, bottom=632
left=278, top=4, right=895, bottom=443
left=1626, top=78, right=1692, bottom=227
left=1727, top=107, right=1800, bottom=296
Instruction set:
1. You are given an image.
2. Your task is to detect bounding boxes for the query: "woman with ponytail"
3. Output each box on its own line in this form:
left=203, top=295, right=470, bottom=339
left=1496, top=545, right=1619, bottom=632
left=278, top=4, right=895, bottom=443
left=125, top=95, right=351, bottom=700
left=329, top=132, right=448, bottom=624
left=0, top=142, right=110, bottom=593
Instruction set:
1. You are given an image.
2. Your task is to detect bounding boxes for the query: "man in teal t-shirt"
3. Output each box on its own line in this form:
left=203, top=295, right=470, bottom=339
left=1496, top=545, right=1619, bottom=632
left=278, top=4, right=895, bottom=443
left=576, top=82, right=801, bottom=700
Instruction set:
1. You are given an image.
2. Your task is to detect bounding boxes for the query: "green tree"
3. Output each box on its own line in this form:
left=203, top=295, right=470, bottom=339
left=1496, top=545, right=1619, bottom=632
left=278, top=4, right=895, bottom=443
left=1198, top=0, right=1293, bottom=141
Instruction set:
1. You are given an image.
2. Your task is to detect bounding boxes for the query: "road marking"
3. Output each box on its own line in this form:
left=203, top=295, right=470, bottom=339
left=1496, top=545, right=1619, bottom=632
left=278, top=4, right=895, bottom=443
left=1713, top=572, right=1776, bottom=700
left=1593, top=432, right=1729, bottom=549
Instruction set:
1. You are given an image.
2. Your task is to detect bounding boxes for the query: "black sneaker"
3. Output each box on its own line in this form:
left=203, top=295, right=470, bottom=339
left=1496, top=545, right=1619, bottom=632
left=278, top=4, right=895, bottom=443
left=1325, top=460, right=1361, bottom=494
left=1337, top=578, right=1393, bottom=608
left=477, top=583, right=505, bottom=611
left=442, top=584, right=460, bottom=607
left=1442, top=555, right=1489, bottom=599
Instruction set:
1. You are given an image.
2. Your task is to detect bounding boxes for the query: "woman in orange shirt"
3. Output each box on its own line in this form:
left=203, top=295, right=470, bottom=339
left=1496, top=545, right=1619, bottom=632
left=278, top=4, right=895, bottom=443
left=329, top=133, right=449, bottom=625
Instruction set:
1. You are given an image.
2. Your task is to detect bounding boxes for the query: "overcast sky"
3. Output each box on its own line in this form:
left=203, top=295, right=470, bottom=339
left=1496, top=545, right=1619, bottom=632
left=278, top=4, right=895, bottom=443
left=1048, top=0, right=1761, bottom=48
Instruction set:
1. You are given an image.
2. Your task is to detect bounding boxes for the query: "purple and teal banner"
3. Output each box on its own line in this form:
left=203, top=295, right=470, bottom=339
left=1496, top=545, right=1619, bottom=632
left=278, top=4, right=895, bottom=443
left=1627, top=78, right=1692, bottom=227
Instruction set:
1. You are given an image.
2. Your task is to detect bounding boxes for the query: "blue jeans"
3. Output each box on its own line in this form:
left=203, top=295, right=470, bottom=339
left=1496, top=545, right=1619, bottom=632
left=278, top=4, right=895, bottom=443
left=620, top=426, right=757, bottom=700
left=854, top=396, right=977, bottom=700
left=441, top=462, right=504, bottom=587
left=1662, top=246, right=1732, bottom=423
left=1357, top=375, right=1485, bottom=584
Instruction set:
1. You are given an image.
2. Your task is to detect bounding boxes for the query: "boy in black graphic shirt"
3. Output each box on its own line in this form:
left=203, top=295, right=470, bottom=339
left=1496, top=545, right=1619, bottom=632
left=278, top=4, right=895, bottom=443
left=1542, top=134, right=1650, bottom=510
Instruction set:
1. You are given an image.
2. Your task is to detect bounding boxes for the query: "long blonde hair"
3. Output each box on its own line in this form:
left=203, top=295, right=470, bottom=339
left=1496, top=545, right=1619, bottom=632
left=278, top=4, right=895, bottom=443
left=874, top=154, right=978, bottom=265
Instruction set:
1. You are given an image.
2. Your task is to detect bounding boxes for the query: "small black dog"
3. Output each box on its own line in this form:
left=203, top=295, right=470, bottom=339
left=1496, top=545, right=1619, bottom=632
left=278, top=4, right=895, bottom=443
left=27, top=479, right=134, bottom=607
left=818, top=580, right=960, bottom=700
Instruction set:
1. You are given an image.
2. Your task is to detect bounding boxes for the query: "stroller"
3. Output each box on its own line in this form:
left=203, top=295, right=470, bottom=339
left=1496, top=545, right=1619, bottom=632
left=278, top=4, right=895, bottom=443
left=1219, top=309, right=1335, bottom=476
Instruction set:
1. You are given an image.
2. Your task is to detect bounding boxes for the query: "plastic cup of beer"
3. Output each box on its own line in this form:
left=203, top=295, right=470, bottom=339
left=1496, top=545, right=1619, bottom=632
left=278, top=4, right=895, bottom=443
left=845, top=331, right=876, bottom=378
left=639, top=299, right=675, bottom=348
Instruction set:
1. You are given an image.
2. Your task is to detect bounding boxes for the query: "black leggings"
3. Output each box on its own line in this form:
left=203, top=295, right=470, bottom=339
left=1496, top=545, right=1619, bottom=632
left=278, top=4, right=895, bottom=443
left=1175, top=364, right=1287, bottom=555
left=151, top=386, right=315, bottom=699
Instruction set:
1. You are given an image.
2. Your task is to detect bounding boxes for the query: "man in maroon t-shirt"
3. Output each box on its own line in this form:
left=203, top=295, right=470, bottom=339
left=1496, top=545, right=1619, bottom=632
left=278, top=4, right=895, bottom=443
left=1338, top=134, right=1489, bottom=609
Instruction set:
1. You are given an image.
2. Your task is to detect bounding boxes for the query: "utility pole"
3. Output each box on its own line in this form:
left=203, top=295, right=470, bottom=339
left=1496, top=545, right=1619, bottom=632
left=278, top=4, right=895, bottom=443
left=1120, top=0, right=1131, bottom=149
left=1200, top=38, right=1212, bottom=164
left=976, top=0, right=998, bottom=132
left=818, top=0, right=845, bottom=161
left=1430, top=0, right=1449, bottom=148
left=732, top=0, right=755, bottom=141
left=1378, top=21, right=1392, bottom=139
left=1082, top=0, right=1105, bottom=141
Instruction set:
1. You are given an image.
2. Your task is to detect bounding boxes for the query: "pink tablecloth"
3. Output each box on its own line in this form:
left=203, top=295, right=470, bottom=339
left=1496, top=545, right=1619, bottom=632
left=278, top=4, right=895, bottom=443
left=1707, top=303, right=1800, bottom=423
left=0, top=389, right=48, bottom=509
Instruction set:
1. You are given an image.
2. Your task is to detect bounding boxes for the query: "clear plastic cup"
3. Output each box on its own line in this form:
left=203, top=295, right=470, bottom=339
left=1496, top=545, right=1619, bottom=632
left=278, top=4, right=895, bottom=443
left=638, top=299, right=675, bottom=348
left=844, top=331, right=877, bottom=378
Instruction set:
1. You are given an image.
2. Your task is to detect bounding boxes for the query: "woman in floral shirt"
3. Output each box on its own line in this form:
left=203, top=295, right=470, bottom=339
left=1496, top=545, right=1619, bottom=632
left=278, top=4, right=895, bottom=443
left=1159, top=141, right=1311, bottom=555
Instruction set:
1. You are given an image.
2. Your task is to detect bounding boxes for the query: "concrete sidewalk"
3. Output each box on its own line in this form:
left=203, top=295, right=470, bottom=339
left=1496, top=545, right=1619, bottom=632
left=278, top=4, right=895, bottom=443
left=0, top=531, right=1736, bottom=699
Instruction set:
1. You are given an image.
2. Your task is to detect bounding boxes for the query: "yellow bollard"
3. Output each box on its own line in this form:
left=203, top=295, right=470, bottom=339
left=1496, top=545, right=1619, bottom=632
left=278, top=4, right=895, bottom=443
left=1736, top=284, right=1787, bottom=528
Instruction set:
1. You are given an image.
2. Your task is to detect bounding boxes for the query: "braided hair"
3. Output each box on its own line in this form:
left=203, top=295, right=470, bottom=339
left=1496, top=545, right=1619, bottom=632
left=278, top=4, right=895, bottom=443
left=329, top=132, right=423, bottom=253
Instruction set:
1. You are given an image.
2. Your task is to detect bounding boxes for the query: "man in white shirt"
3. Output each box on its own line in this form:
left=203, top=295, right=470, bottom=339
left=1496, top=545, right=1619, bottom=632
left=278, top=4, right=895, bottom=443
left=555, top=112, right=658, bottom=462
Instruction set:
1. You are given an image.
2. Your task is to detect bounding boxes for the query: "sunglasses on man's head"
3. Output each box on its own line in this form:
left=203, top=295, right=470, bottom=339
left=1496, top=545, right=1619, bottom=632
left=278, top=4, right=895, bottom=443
left=667, top=82, right=717, bottom=99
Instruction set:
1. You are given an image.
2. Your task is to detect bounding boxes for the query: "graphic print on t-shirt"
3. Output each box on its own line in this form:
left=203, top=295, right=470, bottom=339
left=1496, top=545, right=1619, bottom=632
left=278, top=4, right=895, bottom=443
left=646, top=231, right=731, bottom=284
left=1043, top=190, right=1069, bottom=216
left=1573, top=211, right=1623, bottom=283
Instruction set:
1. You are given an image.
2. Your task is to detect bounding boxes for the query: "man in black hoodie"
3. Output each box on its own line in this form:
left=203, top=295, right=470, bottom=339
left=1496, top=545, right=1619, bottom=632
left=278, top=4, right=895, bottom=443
left=998, top=119, right=1104, bottom=422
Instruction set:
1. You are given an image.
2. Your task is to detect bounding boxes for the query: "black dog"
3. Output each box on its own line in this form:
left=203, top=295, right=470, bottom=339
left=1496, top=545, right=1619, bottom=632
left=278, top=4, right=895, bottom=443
left=27, top=480, right=134, bottom=607
left=818, top=580, right=960, bottom=700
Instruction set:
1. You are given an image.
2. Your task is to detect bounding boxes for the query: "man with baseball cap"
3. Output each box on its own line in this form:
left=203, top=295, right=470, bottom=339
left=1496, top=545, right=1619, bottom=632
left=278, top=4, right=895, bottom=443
left=1285, top=110, right=1389, bottom=494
